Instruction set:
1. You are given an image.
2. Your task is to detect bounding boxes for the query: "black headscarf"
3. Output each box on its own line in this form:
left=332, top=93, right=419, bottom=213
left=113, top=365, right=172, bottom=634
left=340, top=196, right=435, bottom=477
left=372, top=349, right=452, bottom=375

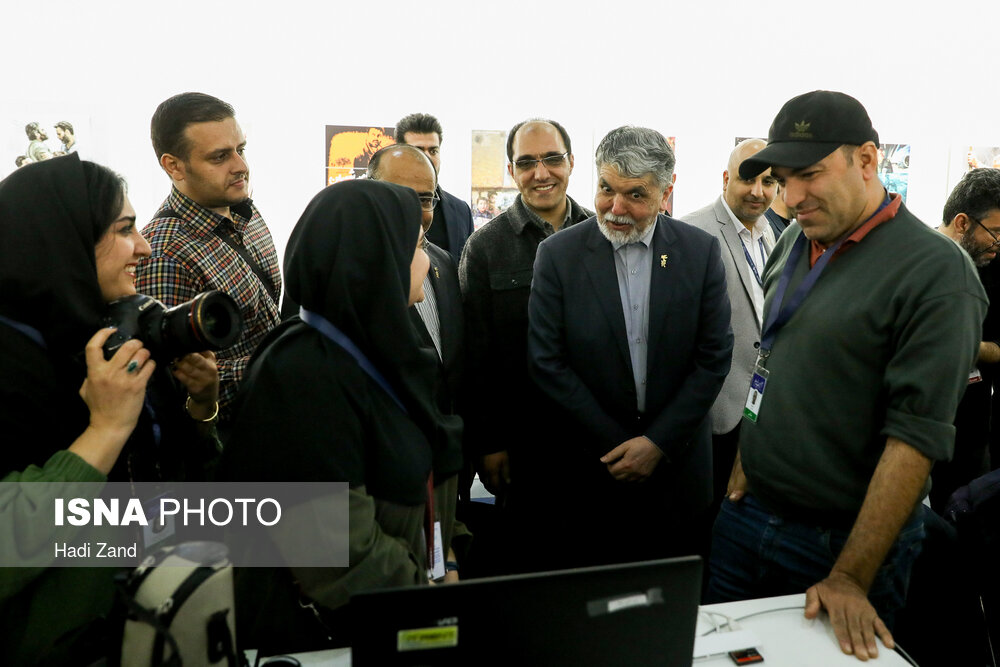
left=0, top=155, right=113, bottom=473
left=284, top=179, right=462, bottom=478
left=0, top=154, right=105, bottom=357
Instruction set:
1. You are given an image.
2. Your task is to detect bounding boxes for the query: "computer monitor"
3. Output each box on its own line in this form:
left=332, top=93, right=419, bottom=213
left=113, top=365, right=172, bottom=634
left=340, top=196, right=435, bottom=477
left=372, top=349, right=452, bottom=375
left=350, top=556, right=702, bottom=666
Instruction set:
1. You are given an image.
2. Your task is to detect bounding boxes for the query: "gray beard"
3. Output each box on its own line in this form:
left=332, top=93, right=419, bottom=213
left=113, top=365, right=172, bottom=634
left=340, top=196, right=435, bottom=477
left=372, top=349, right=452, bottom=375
left=597, top=213, right=644, bottom=245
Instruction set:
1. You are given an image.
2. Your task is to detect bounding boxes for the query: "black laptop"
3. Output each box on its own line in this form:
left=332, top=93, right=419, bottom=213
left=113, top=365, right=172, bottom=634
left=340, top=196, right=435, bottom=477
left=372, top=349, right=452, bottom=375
left=350, top=556, right=702, bottom=666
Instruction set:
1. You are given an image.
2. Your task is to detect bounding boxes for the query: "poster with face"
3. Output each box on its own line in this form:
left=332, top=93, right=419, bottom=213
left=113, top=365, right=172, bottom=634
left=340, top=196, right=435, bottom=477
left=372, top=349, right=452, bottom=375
left=4, top=116, right=85, bottom=179
left=325, top=125, right=394, bottom=185
left=470, top=129, right=518, bottom=230
left=878, top=143, right=910, bottom=202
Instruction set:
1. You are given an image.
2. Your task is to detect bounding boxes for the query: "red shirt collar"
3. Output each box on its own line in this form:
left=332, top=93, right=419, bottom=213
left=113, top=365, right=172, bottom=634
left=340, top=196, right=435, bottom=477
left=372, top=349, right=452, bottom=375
left=809, top=193, right=902, bottom=267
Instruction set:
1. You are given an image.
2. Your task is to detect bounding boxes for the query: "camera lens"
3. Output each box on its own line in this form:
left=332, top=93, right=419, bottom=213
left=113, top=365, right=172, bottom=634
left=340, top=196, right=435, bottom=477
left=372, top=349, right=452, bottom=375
left=103, top=291, right=244, bottom=362
left=189, top=292, right=241, bottom=349
left=157, top=291, right=244, bottom=361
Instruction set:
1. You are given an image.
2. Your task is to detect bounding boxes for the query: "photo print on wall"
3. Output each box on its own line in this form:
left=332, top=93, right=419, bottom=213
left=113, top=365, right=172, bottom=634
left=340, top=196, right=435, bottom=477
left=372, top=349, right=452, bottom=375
left=470, top=129, right=519, bottom=230
left=325, top=125, right=395, bottom=185
left=878, top=143, right=910, bottom=202
left=4, top=116, right=84, bottom=179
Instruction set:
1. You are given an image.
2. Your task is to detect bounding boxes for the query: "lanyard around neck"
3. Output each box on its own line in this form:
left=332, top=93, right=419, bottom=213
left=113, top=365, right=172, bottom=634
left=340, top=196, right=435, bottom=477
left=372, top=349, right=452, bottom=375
left=760, top=195, right=892, bottom=353
left=299, top=307, right=407, bottom=414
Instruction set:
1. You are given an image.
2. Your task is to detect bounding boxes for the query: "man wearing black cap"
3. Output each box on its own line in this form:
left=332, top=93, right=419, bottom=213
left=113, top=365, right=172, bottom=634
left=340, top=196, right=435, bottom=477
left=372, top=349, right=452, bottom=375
left=707, top=90, right=987, bottom=661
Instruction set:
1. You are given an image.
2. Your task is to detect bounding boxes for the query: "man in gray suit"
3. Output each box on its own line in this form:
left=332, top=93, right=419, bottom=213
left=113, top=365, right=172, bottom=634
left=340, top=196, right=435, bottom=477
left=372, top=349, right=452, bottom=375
left=681, top=138, right=777, bottom=507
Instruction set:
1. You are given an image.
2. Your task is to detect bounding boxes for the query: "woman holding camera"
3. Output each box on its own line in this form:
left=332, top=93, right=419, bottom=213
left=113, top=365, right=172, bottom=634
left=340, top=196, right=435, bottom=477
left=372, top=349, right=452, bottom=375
left=0, top=154, right=221, bottom=664
left=220, top=179, right=465, bottom=652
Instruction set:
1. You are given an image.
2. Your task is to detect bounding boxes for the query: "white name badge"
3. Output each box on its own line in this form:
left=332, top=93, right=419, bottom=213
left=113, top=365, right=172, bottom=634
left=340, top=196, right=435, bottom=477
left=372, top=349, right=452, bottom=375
left=969, top=368, right=983, bottom=385
left=428, top=520, right=445, bottom=581
left=142, top=492, right=176, bottom=550
left=744, top=364, right=769, bottom=423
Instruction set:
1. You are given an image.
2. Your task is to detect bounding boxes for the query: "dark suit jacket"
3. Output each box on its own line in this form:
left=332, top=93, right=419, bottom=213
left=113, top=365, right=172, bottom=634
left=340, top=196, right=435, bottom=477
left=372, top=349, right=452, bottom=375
left=410, top=241, right=465, bottom=410
left=432, top=188, right=474, bottom=264
left=410, top=241, right=470, bottom=497
left=528, top=214, right=733, bottom=517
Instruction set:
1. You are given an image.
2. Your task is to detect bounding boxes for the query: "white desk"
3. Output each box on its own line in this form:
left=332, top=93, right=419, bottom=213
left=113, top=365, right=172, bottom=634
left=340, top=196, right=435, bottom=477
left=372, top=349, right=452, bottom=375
left=696, top=594, right=909, bottom=666
left=247, top=594, right=910, bottom=666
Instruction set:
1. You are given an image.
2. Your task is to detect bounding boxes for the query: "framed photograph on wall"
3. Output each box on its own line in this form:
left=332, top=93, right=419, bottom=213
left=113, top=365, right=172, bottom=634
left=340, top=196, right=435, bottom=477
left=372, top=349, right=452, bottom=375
left=878, top=143, right=910, bottom=202
left=470, top=129, right=518, bottom=230
left=325, top=125, right=394, bottom=185
left=3, top=115, right=86, bottom=180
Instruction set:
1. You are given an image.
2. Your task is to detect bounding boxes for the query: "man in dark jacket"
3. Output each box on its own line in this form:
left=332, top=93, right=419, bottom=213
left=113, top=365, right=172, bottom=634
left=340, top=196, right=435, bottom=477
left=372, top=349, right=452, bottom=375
left=459, top=118, right=592, bottom=572
left=395, top=113, right=474, bottom=262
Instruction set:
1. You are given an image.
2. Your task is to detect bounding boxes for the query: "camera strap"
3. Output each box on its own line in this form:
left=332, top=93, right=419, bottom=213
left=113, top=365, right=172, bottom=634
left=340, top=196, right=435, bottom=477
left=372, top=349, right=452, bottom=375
left=154, top=207, right=280, bottom=306
left=213, top=224, right=280, bottom=305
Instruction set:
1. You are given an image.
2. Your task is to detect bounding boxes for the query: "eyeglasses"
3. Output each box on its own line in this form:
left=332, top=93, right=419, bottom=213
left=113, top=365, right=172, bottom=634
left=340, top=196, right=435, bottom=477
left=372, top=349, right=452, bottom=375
left=512, top=152, right=569, bottom=172
left=971, top=216, right=1000, bottom=249
left=418, top=194, right=441, bottom=211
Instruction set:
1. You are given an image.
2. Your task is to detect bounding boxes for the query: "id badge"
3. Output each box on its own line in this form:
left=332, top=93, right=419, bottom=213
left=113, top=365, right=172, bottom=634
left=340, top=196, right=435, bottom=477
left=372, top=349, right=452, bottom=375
left=969, top=368, right=983, bottom=385
left=743, top=357, right=769, bottom=423
left=428, top=520, right=445, bottom=581
left=142, top=492, right=176, bottom=550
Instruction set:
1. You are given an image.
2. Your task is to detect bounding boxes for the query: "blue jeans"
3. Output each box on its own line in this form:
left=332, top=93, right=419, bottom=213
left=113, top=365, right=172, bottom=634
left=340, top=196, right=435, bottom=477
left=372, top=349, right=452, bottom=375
left=706, top=494, right=925, bottom=628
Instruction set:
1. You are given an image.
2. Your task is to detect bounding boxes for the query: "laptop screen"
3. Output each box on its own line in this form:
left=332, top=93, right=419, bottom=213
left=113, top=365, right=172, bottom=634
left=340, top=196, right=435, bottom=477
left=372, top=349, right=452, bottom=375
left=350, top=556, right=702, bottom=666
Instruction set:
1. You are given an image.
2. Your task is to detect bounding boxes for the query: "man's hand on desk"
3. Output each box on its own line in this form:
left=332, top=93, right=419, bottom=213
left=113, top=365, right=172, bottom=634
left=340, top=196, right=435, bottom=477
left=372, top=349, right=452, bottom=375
left=805, top=571, right=893, bottom=662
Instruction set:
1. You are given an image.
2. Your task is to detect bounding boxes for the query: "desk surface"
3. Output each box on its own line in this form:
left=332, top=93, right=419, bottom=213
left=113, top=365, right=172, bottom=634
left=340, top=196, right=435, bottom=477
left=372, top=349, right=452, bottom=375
left=696, top=594, right=909, bottom=666
left=247, top=594, right=910, bottom=666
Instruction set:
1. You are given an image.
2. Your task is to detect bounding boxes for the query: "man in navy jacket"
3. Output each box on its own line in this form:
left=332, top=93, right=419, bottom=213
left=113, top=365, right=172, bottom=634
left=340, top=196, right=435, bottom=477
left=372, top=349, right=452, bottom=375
left=528, top=126, right=733, bottom=567
left=395, top=113, right=473, bottom=262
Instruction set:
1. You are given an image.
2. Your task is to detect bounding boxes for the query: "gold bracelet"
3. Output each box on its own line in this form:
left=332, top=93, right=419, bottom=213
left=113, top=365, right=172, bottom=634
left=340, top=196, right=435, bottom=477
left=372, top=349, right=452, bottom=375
left=185, top=396, right=219, bottom=422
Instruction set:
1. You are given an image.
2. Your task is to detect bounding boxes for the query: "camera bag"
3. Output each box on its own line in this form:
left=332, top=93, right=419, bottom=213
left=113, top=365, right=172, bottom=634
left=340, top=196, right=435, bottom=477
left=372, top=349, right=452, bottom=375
left=119, top=541, right=238, bottom=667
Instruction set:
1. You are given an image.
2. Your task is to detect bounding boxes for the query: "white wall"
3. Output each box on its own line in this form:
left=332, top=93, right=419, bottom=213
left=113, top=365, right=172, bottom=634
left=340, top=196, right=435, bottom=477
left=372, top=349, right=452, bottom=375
left=4, top=0, right=999, bottom=261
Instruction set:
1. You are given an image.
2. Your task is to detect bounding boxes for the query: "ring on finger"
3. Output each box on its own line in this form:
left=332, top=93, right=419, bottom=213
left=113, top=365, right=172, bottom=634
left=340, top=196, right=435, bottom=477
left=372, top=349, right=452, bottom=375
left=126, top=360, right=139, bottom=374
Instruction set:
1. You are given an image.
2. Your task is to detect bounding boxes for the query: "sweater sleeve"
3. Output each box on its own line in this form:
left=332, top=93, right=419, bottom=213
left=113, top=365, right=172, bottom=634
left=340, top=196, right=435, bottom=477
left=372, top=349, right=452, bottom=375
left=0, top=451, right=105, bottom=600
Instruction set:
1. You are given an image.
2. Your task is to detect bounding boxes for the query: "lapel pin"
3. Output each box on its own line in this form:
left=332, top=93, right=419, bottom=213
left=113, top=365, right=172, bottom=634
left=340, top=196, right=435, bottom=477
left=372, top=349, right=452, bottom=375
left=434, top=266, right=440, bottom=280
left=660, top=254, right=668, bottom=268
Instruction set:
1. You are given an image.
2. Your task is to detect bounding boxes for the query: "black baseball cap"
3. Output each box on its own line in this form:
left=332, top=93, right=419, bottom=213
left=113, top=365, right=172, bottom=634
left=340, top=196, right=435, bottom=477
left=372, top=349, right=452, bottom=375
left=739, top=90, right=879, bottom=179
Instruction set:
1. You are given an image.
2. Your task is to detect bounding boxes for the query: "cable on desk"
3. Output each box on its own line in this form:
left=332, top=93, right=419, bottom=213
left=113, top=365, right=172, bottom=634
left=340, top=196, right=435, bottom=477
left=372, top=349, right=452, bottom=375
left=894, top=643, right=920, bottom=667
left=699, top=605, right=805, bottom=636
left=700, top=604, right=921, bottom=666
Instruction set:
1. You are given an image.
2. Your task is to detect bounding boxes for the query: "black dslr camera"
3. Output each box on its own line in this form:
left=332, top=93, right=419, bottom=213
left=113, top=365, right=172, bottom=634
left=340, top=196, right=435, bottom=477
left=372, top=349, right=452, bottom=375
left=102, top=290, right=244, bottom=362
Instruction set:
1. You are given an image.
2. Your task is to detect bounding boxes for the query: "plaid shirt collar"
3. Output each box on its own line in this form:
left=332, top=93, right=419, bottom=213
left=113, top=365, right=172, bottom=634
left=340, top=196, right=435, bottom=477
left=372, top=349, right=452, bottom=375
left=165, top=187, right=256, bottom=242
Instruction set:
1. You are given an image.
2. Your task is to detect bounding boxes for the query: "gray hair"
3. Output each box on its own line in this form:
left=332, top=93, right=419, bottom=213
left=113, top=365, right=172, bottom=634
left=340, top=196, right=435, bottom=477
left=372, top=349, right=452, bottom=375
left=595, top=126, right=675, bottom=190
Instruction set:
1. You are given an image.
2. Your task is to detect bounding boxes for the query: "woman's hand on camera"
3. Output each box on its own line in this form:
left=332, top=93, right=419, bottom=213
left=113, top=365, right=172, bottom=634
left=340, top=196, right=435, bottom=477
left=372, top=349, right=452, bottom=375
left=70, top=328, right=155, bottom=474
left=172, top=351, right=219, bottom=413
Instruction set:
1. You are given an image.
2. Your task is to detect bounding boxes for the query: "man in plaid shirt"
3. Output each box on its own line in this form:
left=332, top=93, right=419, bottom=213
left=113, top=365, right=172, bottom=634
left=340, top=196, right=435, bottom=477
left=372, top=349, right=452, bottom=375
left=137, top=92, right=282, bottom=424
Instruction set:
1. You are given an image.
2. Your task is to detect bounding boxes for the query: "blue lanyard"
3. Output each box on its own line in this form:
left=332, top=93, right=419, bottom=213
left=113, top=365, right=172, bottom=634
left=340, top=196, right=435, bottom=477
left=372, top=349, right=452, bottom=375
left=299, top=307, right=408, bottom=414
left=144, top=397, right=162, bottom=448
left=0, top=315, right=47, bottom=349
left=742, top=237, right=767, bottom=287
left=760, top=195, right=892, bottom=353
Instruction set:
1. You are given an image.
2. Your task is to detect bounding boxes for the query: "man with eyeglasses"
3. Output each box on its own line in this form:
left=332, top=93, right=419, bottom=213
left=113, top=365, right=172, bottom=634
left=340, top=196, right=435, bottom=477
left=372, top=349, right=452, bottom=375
left=707, top=91, right=986, bottom=662
left=395, top=113, right=473, bottom=262
left=932, top=168, right=1000, bottom=510
left=458, top=119, right=592, bottom=574
left=527, top=125, right=732, bottom=569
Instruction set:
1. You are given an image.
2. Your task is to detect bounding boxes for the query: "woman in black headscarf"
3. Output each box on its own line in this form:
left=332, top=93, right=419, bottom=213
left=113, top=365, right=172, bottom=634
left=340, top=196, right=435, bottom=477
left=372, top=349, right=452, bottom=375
left=220, top=179, right=464, bottom=652
left=0, top=154, right=221, bottom=664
